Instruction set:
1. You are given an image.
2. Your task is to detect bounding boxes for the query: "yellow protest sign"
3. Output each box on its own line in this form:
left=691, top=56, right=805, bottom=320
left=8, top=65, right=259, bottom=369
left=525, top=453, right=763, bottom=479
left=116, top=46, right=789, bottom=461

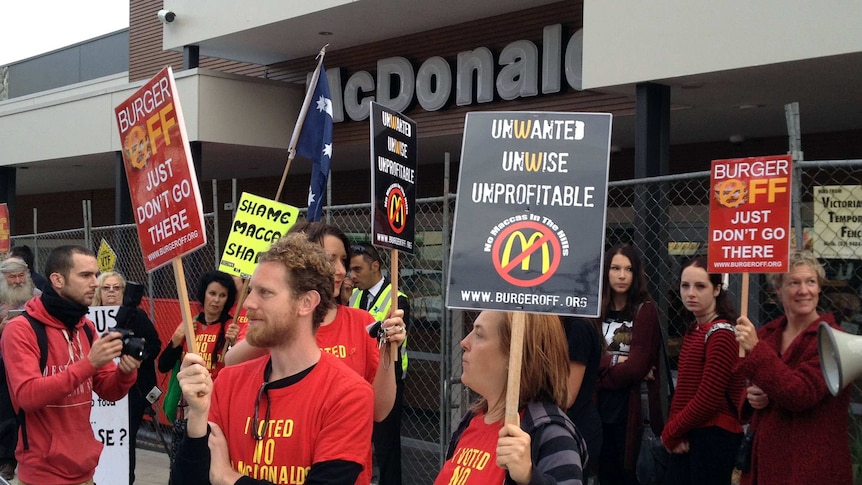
left=97, top=239, right=117, bottom=272
left=219, top=192, right=299, bottom=278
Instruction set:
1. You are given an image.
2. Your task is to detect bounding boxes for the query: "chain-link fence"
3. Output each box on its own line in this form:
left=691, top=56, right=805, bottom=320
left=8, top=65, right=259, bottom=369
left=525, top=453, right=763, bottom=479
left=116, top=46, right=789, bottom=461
left=9, top=158, right=862, bottom=482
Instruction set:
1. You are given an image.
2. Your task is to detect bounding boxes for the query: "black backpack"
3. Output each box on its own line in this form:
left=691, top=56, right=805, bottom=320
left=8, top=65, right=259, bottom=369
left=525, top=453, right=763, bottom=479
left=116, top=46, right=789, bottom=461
left=0, top=312, right=93, bottom=450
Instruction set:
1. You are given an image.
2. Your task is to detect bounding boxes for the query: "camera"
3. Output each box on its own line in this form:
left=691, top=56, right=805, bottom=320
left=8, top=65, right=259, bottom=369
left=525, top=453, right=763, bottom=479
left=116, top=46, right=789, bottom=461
left=113, top=328, right=149, bottom=361
left=158, top=9, right=176, bottom=24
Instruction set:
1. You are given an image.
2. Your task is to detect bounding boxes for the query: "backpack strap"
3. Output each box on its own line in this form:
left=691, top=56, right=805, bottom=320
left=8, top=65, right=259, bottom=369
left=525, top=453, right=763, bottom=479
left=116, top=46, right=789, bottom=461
left=19, top=312, right=49, bottom=451
left=704, top=322, right=736, bottom=343
left=12, top=313, right=96, bottom=451
left=703, top=322, right=739, bottom=414
left=82, top=323, right=94, bottom=345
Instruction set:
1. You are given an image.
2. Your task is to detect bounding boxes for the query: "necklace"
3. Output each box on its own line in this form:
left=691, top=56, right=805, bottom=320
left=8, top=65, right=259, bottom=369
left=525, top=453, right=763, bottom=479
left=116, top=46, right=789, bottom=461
left=695, top=311, right=717, bottom=325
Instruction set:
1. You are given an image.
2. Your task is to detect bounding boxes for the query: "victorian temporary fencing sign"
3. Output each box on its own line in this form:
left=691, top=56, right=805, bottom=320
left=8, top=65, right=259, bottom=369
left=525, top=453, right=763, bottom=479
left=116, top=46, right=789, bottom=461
left=219, top=192, right=299, bottom=278
left=97, top=238, right=117, bottom=273
left=814, top=185, right=862, bottom=259
left=370, top=102, right=417, bottom=254
left=447, top=112, right=611, bottom=317
left=708, top=155, right=792, bottom=273
left=114, top=66, right=207, bottom=272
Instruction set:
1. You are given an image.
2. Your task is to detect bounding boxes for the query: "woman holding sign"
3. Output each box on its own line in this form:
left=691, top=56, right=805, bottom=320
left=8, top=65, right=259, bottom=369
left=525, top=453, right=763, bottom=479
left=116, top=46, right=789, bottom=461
left=435, top=310, right=587, bottom=485
left=662, top=257, right=743, bottom=485
left=592, top=243, right=662, bottom=484
left=158, top=270, right=239, bottom=381
left=734, top=251, right=851, bottom=484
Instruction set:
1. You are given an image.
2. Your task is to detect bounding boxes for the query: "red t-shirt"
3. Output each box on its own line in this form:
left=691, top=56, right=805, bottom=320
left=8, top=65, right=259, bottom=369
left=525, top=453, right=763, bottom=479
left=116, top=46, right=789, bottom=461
left=434, top=413, right=506, bottom=485
left=191, top=321, right=228, bottom=380
left=234, top=307, right=250, bottom=341
left=211, top=352, right=374, bottom=484
left=316, top=305, right=379, bottom=384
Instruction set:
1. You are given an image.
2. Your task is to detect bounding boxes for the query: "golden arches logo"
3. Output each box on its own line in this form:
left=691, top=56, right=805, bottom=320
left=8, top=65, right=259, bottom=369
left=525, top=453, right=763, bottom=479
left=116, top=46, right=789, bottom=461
left=501, top=231, right=551, bottom=273
left=491, top=221, right=562, bottom=287
left=386, top=186, right=407, bottom=234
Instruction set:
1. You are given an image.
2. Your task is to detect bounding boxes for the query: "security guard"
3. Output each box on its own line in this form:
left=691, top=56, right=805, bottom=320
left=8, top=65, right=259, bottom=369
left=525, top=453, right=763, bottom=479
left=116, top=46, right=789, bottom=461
left=349, top=243, right=409, bottom=485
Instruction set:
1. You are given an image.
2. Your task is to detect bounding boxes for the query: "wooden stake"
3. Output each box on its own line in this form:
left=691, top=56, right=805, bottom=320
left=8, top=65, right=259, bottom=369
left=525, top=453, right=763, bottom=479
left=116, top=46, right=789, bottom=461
left=739, top=272, right=749, bottom=358
left=505, top=312, right=526, bottom=426
left=221, top=278, right=250, bottom=362
left=389, top=250, right=400, bottom=362
left=172, top=257, right=197, bottom=355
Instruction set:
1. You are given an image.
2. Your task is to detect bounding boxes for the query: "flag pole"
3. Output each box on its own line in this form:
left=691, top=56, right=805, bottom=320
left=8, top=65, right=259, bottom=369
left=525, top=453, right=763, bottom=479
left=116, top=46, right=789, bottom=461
left=275, top=44, right=329, bottom=202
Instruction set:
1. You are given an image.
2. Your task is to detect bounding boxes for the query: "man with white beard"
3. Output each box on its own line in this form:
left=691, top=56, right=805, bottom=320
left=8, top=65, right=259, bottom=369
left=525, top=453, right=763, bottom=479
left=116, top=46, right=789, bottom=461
left=0, top=257, right=42, bottom=326
left=0, top=256, right=42, bottom=480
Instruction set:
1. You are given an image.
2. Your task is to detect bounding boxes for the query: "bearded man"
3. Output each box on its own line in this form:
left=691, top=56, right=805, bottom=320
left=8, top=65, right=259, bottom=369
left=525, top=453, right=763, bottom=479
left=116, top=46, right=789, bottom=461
left=0, top=257, right=42, bottom=328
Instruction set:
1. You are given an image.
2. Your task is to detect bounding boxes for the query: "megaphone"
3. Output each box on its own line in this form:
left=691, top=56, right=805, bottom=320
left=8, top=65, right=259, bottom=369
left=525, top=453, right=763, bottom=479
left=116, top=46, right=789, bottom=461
left=818, top=322, right=862, bottom=396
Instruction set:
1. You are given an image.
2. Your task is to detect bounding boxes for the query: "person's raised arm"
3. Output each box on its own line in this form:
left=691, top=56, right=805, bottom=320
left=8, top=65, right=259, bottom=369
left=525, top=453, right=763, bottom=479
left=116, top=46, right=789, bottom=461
left=371, top=309, right=407, bottom=421
left=224, top=337, right=268, bottom=366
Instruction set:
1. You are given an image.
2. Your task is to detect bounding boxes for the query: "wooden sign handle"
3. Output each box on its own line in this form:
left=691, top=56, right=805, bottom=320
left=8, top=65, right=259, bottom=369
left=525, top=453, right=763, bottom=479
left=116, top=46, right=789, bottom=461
left=172, top=258, right=197, bottom=355
left=389, top=250, right=399, bottom=362
left=505, top=312, right=526, bottom=426
left=739, top=272, right=749, bottom=358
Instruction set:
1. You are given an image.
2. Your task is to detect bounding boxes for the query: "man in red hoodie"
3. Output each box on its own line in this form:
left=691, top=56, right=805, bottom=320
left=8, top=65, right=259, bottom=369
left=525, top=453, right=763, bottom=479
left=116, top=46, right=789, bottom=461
left=0, top=245, right=140, bottom=485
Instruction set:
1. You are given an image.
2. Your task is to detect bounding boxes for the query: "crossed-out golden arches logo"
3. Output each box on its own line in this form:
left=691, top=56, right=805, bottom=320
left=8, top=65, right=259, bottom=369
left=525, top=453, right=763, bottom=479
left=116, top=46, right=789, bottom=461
left=491, top=220, right=562, bottom=287
left=123, top=126, right=150, bottom=170
left=385, top=184, right=408, bottom=234
left=714, top=179, right=748, bottom=208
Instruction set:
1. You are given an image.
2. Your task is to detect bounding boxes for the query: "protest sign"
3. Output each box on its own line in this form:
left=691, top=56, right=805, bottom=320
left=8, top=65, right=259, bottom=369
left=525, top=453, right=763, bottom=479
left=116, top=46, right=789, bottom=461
left=446, top=111, right=611, bottom=318
left=370, top=102, right=417, bottom=254
left=87, top=306, right=130, bottom=485
left=219, top=192, right=299, bottom=278
left=114, top=66, right=206, bottom=272
left=813, top=185, right=862, bottom=259
left=708, top=155, right=792, bottom=273
left=0, top=204, right=9, bottom=253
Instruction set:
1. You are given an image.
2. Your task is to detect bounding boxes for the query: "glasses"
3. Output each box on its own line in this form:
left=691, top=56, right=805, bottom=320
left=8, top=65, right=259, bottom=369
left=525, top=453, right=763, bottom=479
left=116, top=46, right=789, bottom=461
left=101, top=285, right=123, bottom=291
left=251, top=382, right=271, bottom=441
left=351, top=244, right=381, bottom=262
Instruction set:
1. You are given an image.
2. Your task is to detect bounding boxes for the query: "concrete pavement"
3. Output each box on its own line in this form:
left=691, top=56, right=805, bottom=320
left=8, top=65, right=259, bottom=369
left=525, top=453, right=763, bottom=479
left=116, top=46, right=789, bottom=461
left=7, top=447, right=170, bottom=485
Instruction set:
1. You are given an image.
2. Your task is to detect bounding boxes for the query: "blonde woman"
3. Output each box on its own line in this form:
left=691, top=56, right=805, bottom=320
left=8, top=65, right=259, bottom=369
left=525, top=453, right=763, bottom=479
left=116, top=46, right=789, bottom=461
left=93, top=271, right=125, bottom=306
left=435, top=311, right=588, bottom=485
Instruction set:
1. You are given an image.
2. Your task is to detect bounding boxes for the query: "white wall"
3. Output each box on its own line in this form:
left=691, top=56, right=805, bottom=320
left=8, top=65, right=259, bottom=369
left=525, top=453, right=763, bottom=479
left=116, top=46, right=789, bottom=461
left=581, top=0, right=862, bottom=89
left=0, top=69, right=303, bottom=165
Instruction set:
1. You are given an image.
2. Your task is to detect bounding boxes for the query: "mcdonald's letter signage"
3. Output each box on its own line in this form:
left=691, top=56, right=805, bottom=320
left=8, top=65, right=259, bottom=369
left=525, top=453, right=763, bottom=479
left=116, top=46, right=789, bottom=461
left=370, top=102, right=417, bottom=254
left=447, top=111, right=611, bottom=317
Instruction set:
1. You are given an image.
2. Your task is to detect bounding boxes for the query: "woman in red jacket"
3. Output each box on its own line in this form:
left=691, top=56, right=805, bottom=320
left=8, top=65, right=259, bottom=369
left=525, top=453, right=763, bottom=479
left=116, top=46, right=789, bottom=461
left=735, top=250, right=852, bottom=484
left=594, top=243, right=662, bottom=484
left=662, top=256, right=743, bottom=485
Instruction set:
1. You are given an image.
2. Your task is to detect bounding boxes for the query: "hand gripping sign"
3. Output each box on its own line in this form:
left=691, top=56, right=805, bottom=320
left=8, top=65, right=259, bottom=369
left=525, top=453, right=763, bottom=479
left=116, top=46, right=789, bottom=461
left=115, top=66, right=206, bottom=350
left=708, top=155, right=792, bottom=357
left=369, top=102, right=418, bottom=360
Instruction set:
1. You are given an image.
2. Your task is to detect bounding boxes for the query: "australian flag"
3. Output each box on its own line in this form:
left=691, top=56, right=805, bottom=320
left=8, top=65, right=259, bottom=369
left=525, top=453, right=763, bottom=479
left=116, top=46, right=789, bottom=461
left=296, top=65, right=333, bottom=222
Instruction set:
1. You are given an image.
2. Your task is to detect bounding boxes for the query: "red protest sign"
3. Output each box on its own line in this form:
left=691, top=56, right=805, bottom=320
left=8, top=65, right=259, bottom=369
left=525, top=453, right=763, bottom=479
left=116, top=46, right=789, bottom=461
left=708, top=155, right=792, bottom=273
left=0, top=204, right=9, bottom=253
left=114, top=67, right=206, bottom=271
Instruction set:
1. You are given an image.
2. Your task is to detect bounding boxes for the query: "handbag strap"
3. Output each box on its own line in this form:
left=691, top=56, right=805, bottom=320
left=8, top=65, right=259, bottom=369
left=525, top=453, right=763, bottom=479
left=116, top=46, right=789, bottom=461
left=658, top=316, right=675, bottom=398
left=640, top=301, right=675, bottom=425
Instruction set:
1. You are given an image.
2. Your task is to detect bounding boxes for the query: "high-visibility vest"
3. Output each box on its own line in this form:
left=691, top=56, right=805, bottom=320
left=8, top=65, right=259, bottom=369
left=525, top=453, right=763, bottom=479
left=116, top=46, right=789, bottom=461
left=349, top=282, right=408, bottom=375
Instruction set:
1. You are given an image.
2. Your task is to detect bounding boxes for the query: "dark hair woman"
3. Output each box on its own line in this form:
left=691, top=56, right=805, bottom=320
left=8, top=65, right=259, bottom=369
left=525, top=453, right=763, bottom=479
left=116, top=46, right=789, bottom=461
left=158, top=270, right=239, bottom=381
left=593, top=243, right=663, bottom=484
left=662, top=256, right=743, bottom=485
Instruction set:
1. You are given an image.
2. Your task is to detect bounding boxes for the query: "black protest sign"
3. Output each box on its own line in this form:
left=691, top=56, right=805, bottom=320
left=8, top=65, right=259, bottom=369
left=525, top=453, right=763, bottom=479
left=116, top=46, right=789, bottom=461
left=370, top=102, right=417, bottom=254
left=446, top=112, right=611, bottom=317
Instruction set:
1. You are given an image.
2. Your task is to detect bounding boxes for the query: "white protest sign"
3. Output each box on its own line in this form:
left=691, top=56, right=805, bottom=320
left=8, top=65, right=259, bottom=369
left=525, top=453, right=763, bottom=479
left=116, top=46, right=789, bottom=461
left=87, top=306, right=130, bottom=485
